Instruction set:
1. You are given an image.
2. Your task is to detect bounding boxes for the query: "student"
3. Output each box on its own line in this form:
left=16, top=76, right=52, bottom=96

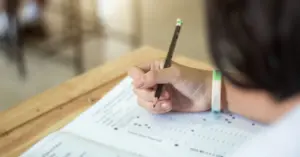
left=128, top=0, right=300, bottom=156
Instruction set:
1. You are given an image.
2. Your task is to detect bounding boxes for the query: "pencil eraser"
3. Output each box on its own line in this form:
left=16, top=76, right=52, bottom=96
left=176, top=18, right=183, bottom=26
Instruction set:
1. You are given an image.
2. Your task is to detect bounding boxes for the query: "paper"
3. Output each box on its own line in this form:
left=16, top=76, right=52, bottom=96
left=21, top=132, right=141, bottom=157
left=61, top=77, right=265, bottom=157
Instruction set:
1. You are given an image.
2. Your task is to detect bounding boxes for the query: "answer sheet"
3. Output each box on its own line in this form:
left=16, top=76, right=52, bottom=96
left=21, top=132, right=142, bottom=157
left=62, top=77, right=265, bottom=157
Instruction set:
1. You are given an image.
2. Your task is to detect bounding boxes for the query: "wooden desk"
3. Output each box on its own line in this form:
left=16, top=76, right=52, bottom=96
left=0, top=46, right=212, bottom=157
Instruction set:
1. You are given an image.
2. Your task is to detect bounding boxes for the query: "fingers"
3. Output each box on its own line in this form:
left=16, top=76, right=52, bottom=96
left=128, top=66, right=144, bottom=87
left=128, top=60, right=181, bottom=89
left=137, top=98, right=172, bottom=114
left=140, top=67, right=180, bottom=88
left=129, top=66, right=179, bottom=88
left=128, top=60, right=163, bottom=87
left=133, top=88, right=170, bottom=102
left=136, top=60, right=163, bottom=72
left=128, top=60, right=180, bottom=114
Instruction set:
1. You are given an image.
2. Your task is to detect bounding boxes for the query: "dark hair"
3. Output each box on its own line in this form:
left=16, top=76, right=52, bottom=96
left=206, top=0, right=300, bottom=101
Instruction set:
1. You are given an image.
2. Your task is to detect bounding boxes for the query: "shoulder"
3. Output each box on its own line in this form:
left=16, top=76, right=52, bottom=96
left=230, top=105, right=300, bottom=157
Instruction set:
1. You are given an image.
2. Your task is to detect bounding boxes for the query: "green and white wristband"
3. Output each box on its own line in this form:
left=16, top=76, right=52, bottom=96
left=211, top=70, right=222, bottom=113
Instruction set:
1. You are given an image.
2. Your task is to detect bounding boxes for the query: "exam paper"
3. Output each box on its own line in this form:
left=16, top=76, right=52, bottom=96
left=20, top=132, right=142, bottom=157
left=62, top=77, right=265, bottom=157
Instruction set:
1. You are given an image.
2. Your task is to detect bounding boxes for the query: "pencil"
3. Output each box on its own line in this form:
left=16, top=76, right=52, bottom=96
left=153, top=18, right=183, bottom=108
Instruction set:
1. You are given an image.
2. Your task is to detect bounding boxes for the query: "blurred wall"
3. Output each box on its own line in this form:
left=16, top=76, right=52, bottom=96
left=96, top=0, right=211, bottom=63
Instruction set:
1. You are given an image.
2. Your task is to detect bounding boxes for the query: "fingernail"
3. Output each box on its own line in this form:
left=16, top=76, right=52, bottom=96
left=161, top=103, right=171, bottom=111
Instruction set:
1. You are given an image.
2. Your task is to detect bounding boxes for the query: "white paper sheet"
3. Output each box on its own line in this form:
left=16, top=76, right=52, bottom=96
left=61, top=77, right=265, bottom=157
left=21, top=132, right=142, bottom=157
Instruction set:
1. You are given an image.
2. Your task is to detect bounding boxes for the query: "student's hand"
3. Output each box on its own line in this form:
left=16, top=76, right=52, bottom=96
left=128, top=60, right=212, bottom=114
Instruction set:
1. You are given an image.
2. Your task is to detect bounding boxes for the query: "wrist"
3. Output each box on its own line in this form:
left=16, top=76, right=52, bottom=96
left=221, top=79, right=229, bottom=111
left=210, top=70, right=228, bottom=112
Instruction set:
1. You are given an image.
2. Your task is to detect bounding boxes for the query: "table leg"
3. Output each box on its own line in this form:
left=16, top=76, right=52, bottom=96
left=63, top=0, right=84, bottom=74
left=6, top=0, right=26, bottom=78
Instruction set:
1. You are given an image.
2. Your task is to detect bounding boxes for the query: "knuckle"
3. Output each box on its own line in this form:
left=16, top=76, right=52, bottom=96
left=154, top=60, right=163, bottom=69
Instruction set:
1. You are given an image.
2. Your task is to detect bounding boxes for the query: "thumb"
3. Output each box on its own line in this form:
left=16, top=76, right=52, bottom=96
left=140, top=67, right=180, bottom=88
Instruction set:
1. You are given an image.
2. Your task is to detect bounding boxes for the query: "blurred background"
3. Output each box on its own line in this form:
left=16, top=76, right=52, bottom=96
left=0, top=0, right=210, bottom=110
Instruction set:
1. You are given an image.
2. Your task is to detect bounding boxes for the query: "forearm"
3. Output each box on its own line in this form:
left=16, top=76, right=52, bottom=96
left=223, top=81, right=294, bottom=124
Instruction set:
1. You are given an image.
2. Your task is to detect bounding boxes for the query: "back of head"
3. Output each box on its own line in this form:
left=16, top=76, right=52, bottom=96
left=206, top=0, right=300, bottom=101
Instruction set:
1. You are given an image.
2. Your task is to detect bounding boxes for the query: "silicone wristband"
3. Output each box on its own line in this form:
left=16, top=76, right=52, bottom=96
left=211, top=70, right=222, bottom=113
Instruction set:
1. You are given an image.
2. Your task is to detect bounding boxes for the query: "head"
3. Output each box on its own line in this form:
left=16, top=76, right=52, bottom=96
left=206, top=0, right=300, bottom=101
